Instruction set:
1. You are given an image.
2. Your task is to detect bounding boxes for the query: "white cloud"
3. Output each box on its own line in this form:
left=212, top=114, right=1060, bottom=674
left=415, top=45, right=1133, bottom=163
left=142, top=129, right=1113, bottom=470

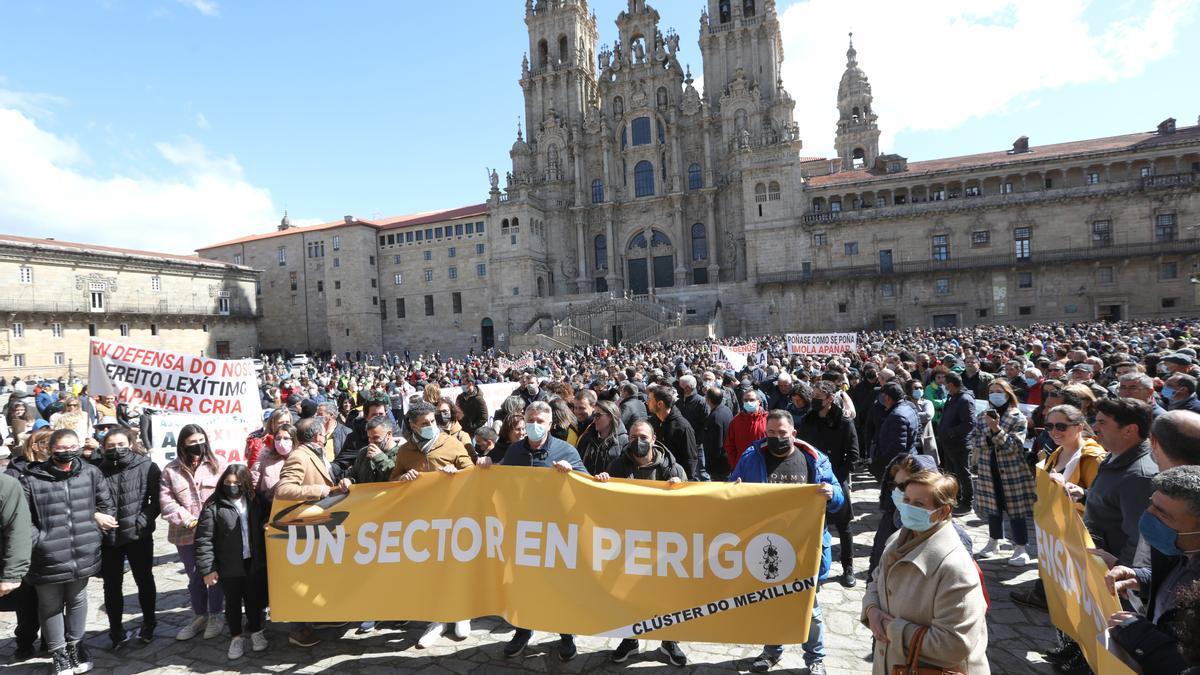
left=778, top=0, right=1199, bottom=159
left=177, top=0, right=218, bottom=17
left=195, top=112, right=209, bottom=129
left=0, top=93, right=280, bottom=255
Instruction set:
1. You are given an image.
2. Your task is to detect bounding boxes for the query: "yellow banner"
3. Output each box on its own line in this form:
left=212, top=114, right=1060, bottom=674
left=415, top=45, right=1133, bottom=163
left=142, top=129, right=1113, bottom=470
left=267, top=466, right=827, bottom=644
left=1033, top=469, right=1135, bottom=674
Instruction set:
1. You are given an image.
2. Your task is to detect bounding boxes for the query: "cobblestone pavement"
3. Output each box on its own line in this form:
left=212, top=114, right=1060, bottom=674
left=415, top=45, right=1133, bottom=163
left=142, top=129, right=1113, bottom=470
left=1, top=473, right=1064, bottom=674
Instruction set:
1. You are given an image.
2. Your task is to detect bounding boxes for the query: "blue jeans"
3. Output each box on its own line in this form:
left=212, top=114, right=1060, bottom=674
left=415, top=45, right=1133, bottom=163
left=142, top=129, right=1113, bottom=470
left=987, top=514, right=1028, bottom=546
left=763, top=597, right=825, bottom=664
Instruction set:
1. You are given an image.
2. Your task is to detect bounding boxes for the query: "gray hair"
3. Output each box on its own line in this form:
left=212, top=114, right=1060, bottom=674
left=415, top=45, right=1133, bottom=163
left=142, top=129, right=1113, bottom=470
left=1120, top=372, right=1155, bottom=390
left=525, top=401, right=552, bottom=419
left=1151, top=465, right=1200, bottom=520
left=678, top=374, right=697, bottom=391
left=406, top=401, right=436, bottom=426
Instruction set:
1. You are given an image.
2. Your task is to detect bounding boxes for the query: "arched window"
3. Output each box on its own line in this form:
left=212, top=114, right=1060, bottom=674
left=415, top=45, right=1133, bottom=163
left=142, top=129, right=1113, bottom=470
left=688, top=163, right=703, bottom=189
left=768, top=181, right=781, bottom=201
left=594, top=234, right=607, bottom=269
left=852, top=147, right=866, bottom=169
left=691, top=223, right=707, bottom=261
left=612, top=96, right=624, bottom=118
left=502, top=218, right=510, bottom=229
left=656, top=86, right=668, bottom=109
left=558, top=35, right=569, bottom=63
left=591, top=179, right=604, bottom=204
left=743, top=0, right=756, bottom=17
left=634, top=161, right=655, bottom=197
left=719, top=0, right=732, bottom=23
left=512, top=217, right=520, bottom=230
left=628, top=233, right=647, bottom=250
left=754, top=183, right=767, bottom=203
left=851, top=106, right=860, bottom=121
left=651, top=230, right=671, bottom=247
left=631, top=117, right=651, bottom=146
left=537, top=40, right=549, bottom=68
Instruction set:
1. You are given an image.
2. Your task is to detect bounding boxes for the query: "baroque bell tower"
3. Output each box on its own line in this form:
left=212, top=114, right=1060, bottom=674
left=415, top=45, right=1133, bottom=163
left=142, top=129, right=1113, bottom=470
left=834, top=33, right=881, bottom=171
left=521, top=0, right=599, bottom=132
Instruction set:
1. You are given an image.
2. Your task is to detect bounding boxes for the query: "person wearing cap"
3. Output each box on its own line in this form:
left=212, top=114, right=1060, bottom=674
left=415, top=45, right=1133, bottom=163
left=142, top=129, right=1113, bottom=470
left=1163, top=373, right=1200, bottom=414
left=1162, top=353, right=1193, bottom=377
left=1068, top=363, right=1109, bottom=402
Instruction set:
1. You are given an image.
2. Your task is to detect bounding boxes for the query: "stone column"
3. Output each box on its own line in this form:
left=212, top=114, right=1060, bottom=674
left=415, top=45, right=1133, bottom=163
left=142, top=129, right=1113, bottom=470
left=574, top=213, right=588, bottom=292
left=706, top=194, right=719, bottom=281
left=672, top=196, right=688, bottom=286
left=670, top=116, right=683, bottom=192
left=703, top=119, right=715, bottom=187
left=645, top=225, right=655, bottom=294
left=605, top=207, right=619, bottom=291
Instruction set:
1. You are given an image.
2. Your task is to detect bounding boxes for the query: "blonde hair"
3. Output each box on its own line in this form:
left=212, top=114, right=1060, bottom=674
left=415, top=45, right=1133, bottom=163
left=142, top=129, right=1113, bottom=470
left=900, top=471, right=959, bottom=510
left=23, top=428, right=53, bottom=463
left=422, top=383, right=442, bottom=406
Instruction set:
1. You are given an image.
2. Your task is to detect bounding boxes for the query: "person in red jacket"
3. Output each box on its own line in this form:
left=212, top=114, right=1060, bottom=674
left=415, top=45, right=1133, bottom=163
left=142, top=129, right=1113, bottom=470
left=724, top=389, right=767, bottom=469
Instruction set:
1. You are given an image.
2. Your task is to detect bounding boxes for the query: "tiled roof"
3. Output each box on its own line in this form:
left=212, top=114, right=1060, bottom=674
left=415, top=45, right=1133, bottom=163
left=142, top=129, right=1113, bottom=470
left=807, top=124, right=1200, bottom=188
left=0, top=233, right=247, bottom=269
left=196, top=203, right=489, bottom=251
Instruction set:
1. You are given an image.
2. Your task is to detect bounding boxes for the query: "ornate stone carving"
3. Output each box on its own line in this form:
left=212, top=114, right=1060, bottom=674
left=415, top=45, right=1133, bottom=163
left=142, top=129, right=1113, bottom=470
left=75, top=273, right=117, bottom=291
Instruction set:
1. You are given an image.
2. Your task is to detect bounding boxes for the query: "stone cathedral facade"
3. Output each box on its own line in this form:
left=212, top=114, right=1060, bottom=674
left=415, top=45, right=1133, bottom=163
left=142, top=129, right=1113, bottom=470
left=198, top=0, right=1200, bottom=358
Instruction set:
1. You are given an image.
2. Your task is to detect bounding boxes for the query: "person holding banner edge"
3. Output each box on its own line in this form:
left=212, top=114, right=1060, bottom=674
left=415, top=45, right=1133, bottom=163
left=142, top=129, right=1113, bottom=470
left=478, top=400, right=587, bottom=662
left=728, top=409, right=843, bottom=674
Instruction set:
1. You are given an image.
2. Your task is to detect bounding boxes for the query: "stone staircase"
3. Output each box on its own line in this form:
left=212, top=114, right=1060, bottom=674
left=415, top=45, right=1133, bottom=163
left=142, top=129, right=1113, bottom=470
left=538, top=292, right=685, bottom=346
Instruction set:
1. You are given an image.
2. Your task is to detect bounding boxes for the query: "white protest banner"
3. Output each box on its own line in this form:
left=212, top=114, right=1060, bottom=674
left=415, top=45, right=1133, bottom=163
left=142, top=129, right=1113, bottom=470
left=89, top=339, right=262, bottom=419
left=785, top=333, right=858, bottom=356
left=439, top=382, right=519, bottom=425
left=147, top=412, right=260, bottom=468
left=719, top=347, right=750, bottom=372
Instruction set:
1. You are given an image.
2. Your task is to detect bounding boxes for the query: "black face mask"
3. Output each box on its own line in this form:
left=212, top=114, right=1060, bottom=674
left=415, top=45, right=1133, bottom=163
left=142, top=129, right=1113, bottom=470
left=627, top=439, right=652, bottom=459
left=105, top=447, right=131, bottom=462
left=435, top=412, right=452, bottom=426
left=182, top=443, right=207, bottom=459
left=764, top=436, right=792, bottom=457
left=224, top=484, right=242, bottom=499
left=52, top=450, right=79, bottom=465
left=865, top=373, right=878, bottom=382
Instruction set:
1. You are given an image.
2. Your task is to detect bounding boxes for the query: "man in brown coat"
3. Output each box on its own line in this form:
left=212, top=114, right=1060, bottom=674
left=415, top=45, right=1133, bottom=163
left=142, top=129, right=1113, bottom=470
left=273, top=417, right=351, bottom=647
left=388, top=402, right=473, bottom=647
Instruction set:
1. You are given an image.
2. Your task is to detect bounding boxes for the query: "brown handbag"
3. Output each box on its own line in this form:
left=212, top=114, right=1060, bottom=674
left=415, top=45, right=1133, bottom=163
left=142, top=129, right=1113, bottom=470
left=891, top=626, right=965, bottom=675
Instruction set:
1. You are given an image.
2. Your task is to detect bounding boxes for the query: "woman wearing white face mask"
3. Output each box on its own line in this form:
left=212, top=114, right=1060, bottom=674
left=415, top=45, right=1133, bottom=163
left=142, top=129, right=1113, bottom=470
left=250, top=422, right=296, bottom=508
left=968, top=380, right=1037, bottom=566
left=862, top=471, right=989, bottom=674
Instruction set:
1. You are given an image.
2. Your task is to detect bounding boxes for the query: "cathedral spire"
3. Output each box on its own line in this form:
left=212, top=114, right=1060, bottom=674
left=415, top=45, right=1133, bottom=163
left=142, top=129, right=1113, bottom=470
left=834, top=32, right=881, bottom=171
left=846, top=32, right=856, bottom=66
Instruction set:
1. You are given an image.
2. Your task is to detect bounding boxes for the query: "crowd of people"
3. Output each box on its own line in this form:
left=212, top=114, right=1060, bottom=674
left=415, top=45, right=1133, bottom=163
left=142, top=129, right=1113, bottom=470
left=3, top=319, right=1200, bottom=674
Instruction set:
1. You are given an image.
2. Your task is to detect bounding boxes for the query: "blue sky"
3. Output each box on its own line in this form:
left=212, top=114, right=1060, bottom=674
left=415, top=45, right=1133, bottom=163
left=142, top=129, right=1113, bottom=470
left=1, top=0, right=1197, bottom=253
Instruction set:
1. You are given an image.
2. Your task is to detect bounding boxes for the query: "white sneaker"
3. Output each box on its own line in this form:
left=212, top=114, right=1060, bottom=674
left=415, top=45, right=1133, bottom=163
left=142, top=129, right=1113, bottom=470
left=250, top=630, right=268, bottom=652
left=204, top=614, right=224, bottom=639
left=1008, top=546, right=1032, bottom=567
left=417, top=622, right=445, bottom=649
left=976, top=539, right=999, bottom=558
left=227, top=636, right=245, bottom=660
left=452, top=620, right=471, bottom=639
left=176, top=615, right=207, bottom=641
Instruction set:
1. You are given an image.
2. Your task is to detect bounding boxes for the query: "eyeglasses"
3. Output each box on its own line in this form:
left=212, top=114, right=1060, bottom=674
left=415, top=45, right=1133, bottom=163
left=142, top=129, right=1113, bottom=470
left=1045, top=422, right=1079, bottom=432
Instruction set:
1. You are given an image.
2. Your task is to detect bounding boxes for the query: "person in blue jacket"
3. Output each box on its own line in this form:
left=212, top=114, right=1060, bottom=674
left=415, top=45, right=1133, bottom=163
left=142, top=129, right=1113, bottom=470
left=729, top=409, right=843, bottom=675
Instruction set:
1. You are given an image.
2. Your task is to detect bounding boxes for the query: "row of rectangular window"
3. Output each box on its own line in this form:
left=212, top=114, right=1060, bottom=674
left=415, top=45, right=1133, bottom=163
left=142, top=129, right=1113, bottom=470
left=379, top=222, right=485, bottom=247
left=387, top=293, right=464, bottom=319
left=818, top=214, right=1179, bottom=260
left=18, top=267, right=164, bottom=293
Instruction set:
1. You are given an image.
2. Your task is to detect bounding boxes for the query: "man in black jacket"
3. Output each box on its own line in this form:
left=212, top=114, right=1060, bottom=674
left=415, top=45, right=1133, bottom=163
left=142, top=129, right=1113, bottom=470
left=868, top=382, right=919, bottom=479
left=676, top=375, right=710, bottom=480
left=98, top=427, right=161, bottom=648
left=701, top=386, right=733, bottom=480
left=798, top=380, right=860, bottom=587
left=332, top=398, right=391, bottom=479
left=22, top=429, right=116, bottom=673
left=618, top=382, right=648, bottom=431
left=593, top=419, right=688, bottom=667
left=646, top=384, right=699, bottom=480
left=937, top=371, right=977, bottom=515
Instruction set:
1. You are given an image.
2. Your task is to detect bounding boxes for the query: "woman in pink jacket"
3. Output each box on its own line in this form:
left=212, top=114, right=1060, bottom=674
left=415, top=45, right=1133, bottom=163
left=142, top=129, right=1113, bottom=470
left=159, top=424, right=226, bottom=641
left=250, top=422, right=295, bottom=511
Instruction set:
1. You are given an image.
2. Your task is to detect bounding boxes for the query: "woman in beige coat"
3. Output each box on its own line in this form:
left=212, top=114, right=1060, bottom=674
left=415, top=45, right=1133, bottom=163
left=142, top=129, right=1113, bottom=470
left=862, top=471, right=989, bottom=674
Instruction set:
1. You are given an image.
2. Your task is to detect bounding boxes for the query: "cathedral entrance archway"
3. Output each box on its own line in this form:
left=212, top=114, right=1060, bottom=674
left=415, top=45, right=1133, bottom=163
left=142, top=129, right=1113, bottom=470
left=626, top=229, right=675, bottom=295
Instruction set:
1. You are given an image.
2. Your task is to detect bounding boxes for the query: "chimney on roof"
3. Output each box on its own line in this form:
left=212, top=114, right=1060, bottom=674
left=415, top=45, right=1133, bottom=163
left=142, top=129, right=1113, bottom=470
left=1008, top=136, right=1030, bottom=154
left=1157, top=118, right=1176, bottom=135
left=344, top=215, right=355, bottom=224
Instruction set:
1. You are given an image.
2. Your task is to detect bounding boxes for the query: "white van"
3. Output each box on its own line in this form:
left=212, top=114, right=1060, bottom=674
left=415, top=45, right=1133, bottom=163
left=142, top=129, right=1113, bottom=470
left=289, top=354, right=310, bottom=367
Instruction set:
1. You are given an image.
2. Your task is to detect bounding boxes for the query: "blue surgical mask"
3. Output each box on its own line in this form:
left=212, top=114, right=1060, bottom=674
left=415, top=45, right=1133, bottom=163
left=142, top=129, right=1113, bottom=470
left=1162, top=386, right=1177, bottom=400
left=988, top=392, right=1008, bottom=408
left=891, top=487, right=904, bottom=510
left=418, top=425, right=438, bottom=442
left=897, top=500, right=939, bottom=532
left=742, top=401, right=759, bottom=414
left=1138, top=511, right=1200, bottom=556
left=526, top=422, right=548, bottom=442
left=1025, top=376, right=1039, bottom=387
left=911, top=389, right=924, bottom=400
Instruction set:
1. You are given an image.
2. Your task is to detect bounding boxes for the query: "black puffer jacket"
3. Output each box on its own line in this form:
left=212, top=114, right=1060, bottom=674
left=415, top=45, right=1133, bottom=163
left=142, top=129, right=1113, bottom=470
left=605, top=442, right=687, bottom=482
left=22, top=459, right=114, bottom=585
left=99, top=452, right=161, bottom=547
left=195, top=495, right=267, bottom=578
left=576, top=422, right=628, bottom=476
